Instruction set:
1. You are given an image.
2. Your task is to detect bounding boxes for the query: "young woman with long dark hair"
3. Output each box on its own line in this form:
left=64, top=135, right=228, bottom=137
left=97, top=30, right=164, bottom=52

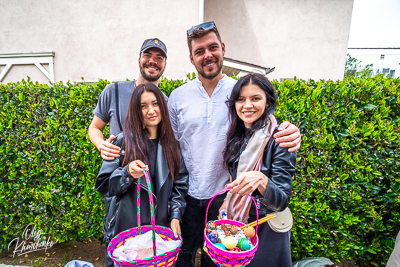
left=221, top=73, right=296, bottom=267
left=95, top=83, right=188, bottom=266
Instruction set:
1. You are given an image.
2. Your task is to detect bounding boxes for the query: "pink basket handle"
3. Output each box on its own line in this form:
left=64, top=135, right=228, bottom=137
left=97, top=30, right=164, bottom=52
left=204, top=188, right=259, bottom=236
left=136, top=170, right=156, bottom=256
left=136, top=177, right=141, bottom=233
left=143, top=170, right=156, bottom=255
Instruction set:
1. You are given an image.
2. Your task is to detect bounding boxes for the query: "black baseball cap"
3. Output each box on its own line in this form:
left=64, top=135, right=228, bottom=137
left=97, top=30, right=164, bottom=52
left=140, top=38, right=167, bottom=58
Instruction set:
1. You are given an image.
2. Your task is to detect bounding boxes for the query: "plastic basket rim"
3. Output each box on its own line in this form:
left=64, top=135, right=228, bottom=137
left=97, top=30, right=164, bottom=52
left=107, top=225, right=182, bottom=264
left=204, top=219, right=259, bottom=257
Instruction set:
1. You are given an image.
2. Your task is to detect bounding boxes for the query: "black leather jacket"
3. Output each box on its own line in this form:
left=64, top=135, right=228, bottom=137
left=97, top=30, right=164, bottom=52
left=95, top=132, right=189, bottom=242
left=229, top=129, right=296, bottom=215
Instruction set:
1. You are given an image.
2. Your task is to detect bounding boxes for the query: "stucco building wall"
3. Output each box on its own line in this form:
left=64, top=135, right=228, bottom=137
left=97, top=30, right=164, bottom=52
left=205, top=0, right=354, bottom=81
left=0, top=0, right=198, bottom=84
left=0, top=0, right=353, bottom=83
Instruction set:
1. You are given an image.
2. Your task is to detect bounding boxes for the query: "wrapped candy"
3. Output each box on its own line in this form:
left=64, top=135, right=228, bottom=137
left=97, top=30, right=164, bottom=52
left=231, top=247, right=241, bottom=252
left=220, top=224, right=230, bottom=236
left=229, top=225, right=238, bottom=235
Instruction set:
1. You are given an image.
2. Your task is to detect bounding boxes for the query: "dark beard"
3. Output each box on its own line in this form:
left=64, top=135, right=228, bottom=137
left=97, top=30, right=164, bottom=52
left=140, top=65, right=162, bottom=82
left=196, top=61, right=223, bottom=80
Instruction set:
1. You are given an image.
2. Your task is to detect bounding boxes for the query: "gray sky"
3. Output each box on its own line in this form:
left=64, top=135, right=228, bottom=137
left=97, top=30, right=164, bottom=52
left=348, top=0, right=400, bottom=48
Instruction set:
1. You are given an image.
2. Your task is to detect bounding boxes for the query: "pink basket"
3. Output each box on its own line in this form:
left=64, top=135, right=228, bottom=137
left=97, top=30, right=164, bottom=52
left=203, top=189, right=259, bottom=267
left=107, top=225, right=182, bottom=267
left=107, top=170, right=182, bottom=266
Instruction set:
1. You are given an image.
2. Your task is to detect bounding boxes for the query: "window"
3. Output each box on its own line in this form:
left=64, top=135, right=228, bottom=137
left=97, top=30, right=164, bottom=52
left=389, top=70, right=395, bottom=78
left=380, top=54, right=385, bottom=59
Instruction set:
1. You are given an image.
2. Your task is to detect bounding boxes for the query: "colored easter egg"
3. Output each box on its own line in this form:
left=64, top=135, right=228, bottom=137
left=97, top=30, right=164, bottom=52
left=207, top=230, right=218, bottom=243
left=206, top=221, right=217, bottom=230
left=244, top=226, right=256, bottom=238
left=214, top=243, right=226, bottom=250
left=222, top=236, right=238, bottom=250
left=238, top=238, right=253, bottom=251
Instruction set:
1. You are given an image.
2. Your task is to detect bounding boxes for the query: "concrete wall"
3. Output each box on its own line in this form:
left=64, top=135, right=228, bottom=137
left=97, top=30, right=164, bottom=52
left=205, top=0, right=354, bottom=81
left=0, top=0, right=353, bottom=83
left=0, top=0, right=198, bottom=83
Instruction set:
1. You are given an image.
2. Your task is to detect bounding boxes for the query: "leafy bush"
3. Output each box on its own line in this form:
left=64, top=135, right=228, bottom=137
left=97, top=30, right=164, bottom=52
left=0, top=78, right=109, bottom=250
left=273, top=75, right=400, bottom=265
left=1, top=75, right=399, bottom=266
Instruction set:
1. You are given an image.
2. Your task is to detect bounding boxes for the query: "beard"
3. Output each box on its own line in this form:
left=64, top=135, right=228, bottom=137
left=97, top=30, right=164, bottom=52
left=195, top=59, right=223, bottom=80
left=139, top=63, right=164, bottom=82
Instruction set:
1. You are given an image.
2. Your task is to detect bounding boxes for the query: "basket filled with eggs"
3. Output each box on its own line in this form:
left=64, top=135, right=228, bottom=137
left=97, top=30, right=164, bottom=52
left=203, top=189, right=259, bottom=267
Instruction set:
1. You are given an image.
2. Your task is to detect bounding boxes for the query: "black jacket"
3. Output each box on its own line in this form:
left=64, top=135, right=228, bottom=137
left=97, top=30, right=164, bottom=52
left=229, top=129, right=296, bottom=215
left=95, top=132, right=189, bottom=242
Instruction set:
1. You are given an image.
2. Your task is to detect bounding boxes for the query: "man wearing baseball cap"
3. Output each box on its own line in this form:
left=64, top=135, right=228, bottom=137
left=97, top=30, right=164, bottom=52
left=88, top=38, right=168, bottom=160
left=88, top=38, right=168, bottom=267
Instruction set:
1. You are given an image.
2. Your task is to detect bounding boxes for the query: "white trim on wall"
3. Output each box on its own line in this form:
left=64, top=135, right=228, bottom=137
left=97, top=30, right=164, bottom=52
left=0, top=52, right=55, bottom=83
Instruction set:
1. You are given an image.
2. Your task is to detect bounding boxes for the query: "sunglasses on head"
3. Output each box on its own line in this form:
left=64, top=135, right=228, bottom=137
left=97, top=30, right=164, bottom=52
left=187, top=21, right=216, bottom=36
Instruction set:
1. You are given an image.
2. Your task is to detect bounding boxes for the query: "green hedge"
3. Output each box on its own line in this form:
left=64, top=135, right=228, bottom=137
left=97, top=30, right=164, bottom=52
left=273, top=75, right=400, bottom=265
left=1, top=75, right=399, bottom=265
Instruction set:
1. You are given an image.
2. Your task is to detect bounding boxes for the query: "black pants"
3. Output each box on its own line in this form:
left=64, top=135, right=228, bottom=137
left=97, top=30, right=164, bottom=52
left=105, top=243, right=114, bottom=267
left=246, top=214, right=292, bottom=267
left=176, top=193, right=226, bottom=267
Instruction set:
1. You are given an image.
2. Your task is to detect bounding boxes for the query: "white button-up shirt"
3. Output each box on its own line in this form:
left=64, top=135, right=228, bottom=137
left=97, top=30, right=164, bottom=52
left=168, top=75, right=237, bottom=199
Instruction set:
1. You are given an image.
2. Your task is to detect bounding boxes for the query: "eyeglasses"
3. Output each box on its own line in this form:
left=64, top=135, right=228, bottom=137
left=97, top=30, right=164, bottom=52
left=187, top=21, right=216, bottom=36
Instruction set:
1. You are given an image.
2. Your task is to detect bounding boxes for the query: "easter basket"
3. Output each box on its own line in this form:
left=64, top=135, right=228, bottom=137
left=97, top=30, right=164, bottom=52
left=107, top=170, right=182, bottom=267
left=203, top=189, right=259, bottom=267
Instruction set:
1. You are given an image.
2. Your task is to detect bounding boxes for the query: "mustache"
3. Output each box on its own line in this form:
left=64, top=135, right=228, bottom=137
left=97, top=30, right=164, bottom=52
left=203, top=59, right=217, bottom=66
left=144, top=63, right=160, bottom=70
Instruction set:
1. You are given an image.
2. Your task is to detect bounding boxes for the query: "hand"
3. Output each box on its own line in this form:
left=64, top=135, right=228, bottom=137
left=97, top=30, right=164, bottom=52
left=226, top=171, right=268, bottom=196
left=274, top=121, right=301, bottom=152
left=171, top=219, right=181, bottom=239
left=128, top=160, right=149, bottom=178
left=218, top=200, right=227, bottom=220
left=99, top=135, right=121, bottom=160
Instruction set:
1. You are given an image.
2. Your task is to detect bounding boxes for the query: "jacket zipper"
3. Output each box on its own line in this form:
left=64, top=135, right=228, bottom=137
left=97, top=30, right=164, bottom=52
left=108, top=209, right=119, bottom=230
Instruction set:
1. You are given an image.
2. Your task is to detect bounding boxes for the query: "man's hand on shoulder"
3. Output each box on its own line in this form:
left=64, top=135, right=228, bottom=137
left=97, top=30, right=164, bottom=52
left=273, top=121, right=301, bottom=153
left=99, top=135, right=121, bottom=160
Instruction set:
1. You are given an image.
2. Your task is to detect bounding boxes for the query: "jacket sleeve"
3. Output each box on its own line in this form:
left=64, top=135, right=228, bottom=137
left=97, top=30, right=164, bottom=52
left=259, top=140, right=297, bottom=212
left=95, top=134, right=135, bottom=198
left=168, top=149, right=189, bottom=222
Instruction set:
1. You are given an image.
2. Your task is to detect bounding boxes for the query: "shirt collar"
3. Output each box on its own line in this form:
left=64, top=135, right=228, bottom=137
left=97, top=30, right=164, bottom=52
left=195, top=74, right=227, bottom=90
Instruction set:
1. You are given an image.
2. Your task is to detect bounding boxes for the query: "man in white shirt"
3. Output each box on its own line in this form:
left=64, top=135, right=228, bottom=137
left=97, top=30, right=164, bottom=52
left=168, top=21, right=301, bottom=267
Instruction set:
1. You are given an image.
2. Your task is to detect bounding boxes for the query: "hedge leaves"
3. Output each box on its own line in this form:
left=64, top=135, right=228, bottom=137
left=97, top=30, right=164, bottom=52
left=1, top=75, right=399, bottom=265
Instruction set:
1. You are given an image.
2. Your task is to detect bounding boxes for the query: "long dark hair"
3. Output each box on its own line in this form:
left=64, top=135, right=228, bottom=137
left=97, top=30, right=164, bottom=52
left=222, top=73, right=278, bottom=170
left=122, top=83, right=180, bottom=179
